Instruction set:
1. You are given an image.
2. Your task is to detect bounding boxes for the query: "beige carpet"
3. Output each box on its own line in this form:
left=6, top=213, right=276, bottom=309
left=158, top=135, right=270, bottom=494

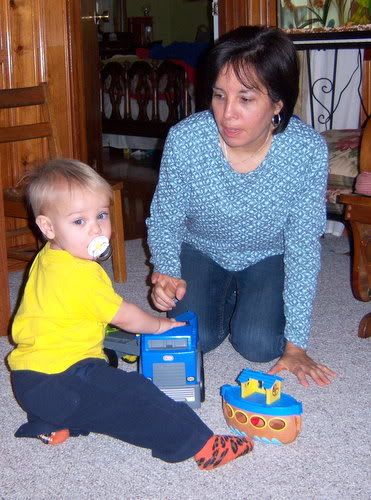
left=1, top=236, right=370, bottom=499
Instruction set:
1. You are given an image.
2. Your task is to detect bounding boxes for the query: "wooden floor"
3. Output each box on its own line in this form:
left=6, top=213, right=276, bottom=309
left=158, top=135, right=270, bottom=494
left=101, top=147, right=160, bottom=240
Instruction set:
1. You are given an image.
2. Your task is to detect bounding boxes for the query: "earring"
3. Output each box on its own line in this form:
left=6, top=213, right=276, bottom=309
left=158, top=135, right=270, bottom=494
left=272, top=113, right=282, bottom=128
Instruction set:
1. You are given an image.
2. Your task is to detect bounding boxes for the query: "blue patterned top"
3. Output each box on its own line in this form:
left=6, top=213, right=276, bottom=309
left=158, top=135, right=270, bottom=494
left=147, top=111, right=328, bottom=348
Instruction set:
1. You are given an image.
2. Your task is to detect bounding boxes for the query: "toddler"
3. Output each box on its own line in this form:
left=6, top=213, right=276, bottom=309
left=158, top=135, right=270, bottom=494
left=8, top=159, right=253, bottom=470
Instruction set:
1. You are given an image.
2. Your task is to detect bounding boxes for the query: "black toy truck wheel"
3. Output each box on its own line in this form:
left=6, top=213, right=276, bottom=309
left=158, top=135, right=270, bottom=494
left=104, top=348, right=118, bottom=368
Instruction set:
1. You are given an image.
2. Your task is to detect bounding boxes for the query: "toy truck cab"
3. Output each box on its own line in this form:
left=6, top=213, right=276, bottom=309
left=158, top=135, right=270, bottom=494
left=140, top=311, right=204, bottom=408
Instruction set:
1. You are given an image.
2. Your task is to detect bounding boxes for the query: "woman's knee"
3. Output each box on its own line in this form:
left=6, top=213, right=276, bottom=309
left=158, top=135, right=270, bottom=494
left=230, top=329, right=285, bottom=362
left=199, top=329, right=226, bottom=353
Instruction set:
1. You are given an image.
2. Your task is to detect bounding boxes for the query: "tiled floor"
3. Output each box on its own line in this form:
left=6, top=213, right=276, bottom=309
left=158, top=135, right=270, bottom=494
left=101, top=147, right=160, bottom=240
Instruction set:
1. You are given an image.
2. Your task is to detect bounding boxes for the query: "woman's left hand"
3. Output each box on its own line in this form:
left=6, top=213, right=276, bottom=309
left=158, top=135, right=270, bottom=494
left=268, top=342, right=336, bottom=387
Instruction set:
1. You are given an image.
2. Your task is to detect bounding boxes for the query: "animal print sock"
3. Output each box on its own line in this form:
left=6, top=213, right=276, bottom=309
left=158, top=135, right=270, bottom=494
left=38, top=429, right=70, bottom=445
left=194, top=434, right=254, bottom=470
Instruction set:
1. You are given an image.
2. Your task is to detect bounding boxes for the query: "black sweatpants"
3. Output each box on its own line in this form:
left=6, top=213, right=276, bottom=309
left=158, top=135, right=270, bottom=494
left=11, top=358, right=213, bottom=463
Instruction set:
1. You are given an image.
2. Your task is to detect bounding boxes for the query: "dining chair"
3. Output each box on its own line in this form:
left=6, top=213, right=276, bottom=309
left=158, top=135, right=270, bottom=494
left=0, top=83, right=126, bottom=324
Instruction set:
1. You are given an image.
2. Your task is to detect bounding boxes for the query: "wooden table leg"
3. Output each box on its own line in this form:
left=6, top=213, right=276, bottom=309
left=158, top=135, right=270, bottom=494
left=0, top=182, right=11, bottom=336
left=348, top=219, right=371, bottom=302
left=110, top=182, right=127, bottom=283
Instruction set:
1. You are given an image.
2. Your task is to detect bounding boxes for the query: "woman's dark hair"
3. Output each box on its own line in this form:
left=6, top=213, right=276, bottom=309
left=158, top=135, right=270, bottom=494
left=203, top=26, right=300, bottom=134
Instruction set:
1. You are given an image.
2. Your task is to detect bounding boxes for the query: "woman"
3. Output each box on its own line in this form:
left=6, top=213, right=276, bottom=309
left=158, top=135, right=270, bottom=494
left=146, top=26, right=335, bottom=387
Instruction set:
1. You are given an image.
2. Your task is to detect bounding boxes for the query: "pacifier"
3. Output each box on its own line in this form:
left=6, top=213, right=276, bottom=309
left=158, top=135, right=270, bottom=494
left=87, top=236, right=112, bottom=261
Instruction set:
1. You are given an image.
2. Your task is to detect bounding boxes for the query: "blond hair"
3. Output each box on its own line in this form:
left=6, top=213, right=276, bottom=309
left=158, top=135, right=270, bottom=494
left=25, top=159, right=112, bottom=217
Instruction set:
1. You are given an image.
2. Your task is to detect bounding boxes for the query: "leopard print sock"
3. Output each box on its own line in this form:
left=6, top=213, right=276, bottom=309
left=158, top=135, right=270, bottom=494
left=194, top=435, right=254, bottom=470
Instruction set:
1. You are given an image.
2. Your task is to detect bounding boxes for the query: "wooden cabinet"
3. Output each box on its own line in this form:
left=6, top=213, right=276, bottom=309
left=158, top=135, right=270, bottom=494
left=0, top=0, right=101, bottom=334
left=1, top=1, right=85, bottom=273
left=0, top=0, right=102, bottom=246
left=127, top=16, right=153, bottom=46
left=218, top=0, right=277, bottom=35
left=0, top=0, right=89, bottom=173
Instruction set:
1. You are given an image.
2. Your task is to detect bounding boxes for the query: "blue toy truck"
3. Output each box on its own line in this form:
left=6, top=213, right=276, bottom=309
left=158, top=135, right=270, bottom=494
left=103, top=311, right=205, bottom=408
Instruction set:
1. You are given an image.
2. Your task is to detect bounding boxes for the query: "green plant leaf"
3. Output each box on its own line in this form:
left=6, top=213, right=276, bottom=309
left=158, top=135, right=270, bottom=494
left=322, top=0, right=333, bottom=22
left=307, top=7, right=321, bottom=19
left=305, top=7, right=325, bottom=26
left=298, top=18, right=322, bottom=28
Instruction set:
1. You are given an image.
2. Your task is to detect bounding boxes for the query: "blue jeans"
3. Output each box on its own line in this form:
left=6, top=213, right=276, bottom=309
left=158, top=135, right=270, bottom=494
left=169, top=243, right=286, bottom=362
left=11, top=358, right=212, bottom=463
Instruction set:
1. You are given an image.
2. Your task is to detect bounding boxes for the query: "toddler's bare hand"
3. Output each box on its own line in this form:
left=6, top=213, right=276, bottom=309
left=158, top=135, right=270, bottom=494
left=154, top=317, right=186, bottom=334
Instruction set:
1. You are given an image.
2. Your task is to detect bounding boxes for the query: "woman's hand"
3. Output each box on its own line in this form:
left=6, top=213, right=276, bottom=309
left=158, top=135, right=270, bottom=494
left=150, top=272, right=187, bottom=311
left=268, top=342, right=336, bottom=387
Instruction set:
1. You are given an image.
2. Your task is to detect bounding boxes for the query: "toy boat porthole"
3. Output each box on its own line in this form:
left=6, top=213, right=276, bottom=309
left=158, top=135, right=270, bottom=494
left=250, top=416, right=266, bottom=428
left=269, top=418, right=286, bottom=431
left=235, top=411, right=248, bottom=424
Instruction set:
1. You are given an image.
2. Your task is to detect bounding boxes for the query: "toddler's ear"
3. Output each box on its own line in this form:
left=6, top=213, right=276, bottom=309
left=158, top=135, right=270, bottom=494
left=35, top=215, right=55, bottom=240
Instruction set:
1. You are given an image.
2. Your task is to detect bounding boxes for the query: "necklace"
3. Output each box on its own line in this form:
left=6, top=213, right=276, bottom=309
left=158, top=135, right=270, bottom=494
left=220, top=131, right=272, bottom=167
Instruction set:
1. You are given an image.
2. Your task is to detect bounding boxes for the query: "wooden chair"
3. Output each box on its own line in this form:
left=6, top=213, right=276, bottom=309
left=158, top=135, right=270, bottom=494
left=101, top=59, right=191, bottom=139
left=339, top=119, right=371, bottom=338
left=0, top=83, right=126, bottom=282
left=1, top=84, right=60, bottom=263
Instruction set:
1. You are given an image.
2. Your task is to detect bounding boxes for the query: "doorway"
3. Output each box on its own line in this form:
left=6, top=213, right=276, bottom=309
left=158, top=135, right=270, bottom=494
left=96, top=0, right=214, bottom=239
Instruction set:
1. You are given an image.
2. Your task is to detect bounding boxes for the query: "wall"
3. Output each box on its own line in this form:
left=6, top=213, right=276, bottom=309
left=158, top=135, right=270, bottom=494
left=169, top=0, right=210, bottom=43
left=126, top=0, right=209, bottom=45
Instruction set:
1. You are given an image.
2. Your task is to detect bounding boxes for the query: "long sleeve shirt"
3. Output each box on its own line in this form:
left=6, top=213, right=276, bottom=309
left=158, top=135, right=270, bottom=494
left=147, top=110, right=328, bottom=349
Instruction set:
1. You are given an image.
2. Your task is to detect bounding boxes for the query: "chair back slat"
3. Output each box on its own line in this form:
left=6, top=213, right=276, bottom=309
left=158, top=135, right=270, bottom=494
left=0, top=84, right=47, bottom=109
left=0, top=123, right=53, bottom=143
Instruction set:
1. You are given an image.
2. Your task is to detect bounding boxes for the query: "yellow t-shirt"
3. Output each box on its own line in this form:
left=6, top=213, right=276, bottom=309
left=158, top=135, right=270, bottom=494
left=8, top=242, right=122, bottom=374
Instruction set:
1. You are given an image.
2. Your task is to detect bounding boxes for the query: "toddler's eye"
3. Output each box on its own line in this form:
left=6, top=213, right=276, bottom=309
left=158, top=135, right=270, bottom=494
left=98, top=211, right=109, bottom=220
left=73, top=218, right=85, bottom=226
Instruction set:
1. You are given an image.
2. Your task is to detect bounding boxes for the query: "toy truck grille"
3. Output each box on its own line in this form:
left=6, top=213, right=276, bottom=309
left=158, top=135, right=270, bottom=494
left=153, top=362, right=186, bottom=385
left=161, top=386, right=198, bottom=403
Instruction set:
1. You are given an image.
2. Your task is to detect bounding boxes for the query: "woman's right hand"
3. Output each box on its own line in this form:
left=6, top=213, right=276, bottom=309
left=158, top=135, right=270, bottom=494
left=151, top=272, right=187, bottom=311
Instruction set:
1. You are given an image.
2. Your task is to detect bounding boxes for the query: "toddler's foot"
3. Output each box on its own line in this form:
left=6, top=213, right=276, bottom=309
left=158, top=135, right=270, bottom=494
left=194, top=435, right=253, bottom=470
left=38, top=429, right=70, bottom=445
